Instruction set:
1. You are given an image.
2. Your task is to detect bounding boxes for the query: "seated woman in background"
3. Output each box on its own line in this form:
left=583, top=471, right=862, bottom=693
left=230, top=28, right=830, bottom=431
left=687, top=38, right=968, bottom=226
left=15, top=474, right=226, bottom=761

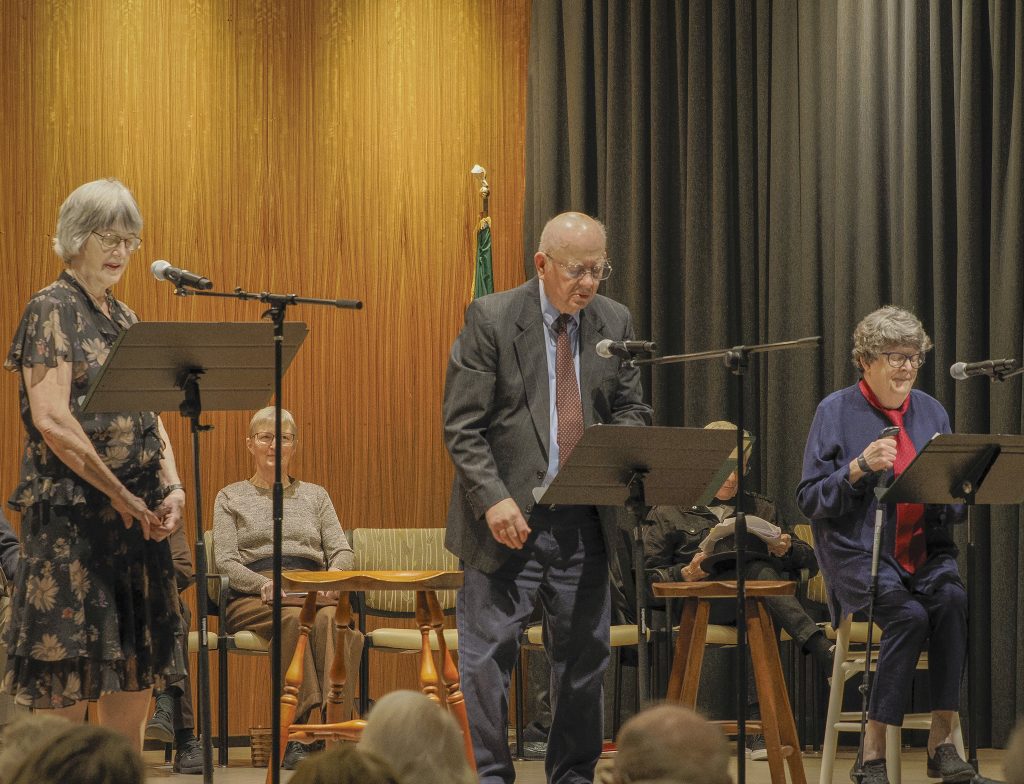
left=213, top=406, right=364, bottom=770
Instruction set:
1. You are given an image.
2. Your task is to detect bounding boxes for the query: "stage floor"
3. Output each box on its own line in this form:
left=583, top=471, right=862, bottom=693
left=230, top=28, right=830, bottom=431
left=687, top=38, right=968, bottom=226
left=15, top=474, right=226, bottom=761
left=142, top=745, right=1008, bottom=782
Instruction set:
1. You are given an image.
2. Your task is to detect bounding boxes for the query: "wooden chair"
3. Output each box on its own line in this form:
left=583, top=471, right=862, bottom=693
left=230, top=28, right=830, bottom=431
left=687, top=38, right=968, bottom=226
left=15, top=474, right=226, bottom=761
left=270, top=569, right=472, bottom=782
left=348, top=527, right=459, bottom=715
left=653, top=579, right=807, bottom=784
left=187, top=530, right=271, bottom=766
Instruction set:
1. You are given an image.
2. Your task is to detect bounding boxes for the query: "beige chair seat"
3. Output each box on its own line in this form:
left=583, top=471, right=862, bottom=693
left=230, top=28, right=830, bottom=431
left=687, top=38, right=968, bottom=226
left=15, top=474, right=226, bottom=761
left=522, top=623, right=650, bottom=648
left=188, top=627, right=269, bottom=653
left=368, top=627, right=458, bottom=651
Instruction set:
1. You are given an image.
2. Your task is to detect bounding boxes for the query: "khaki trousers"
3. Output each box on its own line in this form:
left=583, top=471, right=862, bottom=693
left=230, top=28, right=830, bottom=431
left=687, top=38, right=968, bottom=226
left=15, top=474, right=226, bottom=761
left=225, top=593, right=364, bottom=723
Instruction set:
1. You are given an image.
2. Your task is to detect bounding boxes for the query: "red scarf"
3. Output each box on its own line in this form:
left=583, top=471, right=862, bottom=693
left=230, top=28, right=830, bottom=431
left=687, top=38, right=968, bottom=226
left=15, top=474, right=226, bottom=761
left=858, top=380, right=927, bottom=573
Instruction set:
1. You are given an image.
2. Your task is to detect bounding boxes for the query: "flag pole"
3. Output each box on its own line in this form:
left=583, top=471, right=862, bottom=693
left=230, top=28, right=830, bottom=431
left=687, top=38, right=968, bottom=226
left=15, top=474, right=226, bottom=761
left=470, top=165, right=493, bottom=301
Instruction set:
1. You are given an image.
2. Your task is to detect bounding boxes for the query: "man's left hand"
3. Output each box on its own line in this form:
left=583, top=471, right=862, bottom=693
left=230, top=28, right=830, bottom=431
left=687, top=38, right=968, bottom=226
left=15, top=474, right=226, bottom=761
left=767, top=533, right=792, bottom=557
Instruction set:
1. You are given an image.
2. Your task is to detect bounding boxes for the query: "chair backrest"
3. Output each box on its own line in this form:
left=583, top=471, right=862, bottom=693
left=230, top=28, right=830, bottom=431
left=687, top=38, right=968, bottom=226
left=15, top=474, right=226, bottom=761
left=351, top=528, right=458, bottom=614
left=793, top=523, right=828, bottom=606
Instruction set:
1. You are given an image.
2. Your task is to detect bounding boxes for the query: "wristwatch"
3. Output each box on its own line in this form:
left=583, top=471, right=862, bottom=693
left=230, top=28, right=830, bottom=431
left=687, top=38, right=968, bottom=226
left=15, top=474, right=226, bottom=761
left=856, top=454, right=872, bottom=474
left=163, top=483, right=185, bottom=495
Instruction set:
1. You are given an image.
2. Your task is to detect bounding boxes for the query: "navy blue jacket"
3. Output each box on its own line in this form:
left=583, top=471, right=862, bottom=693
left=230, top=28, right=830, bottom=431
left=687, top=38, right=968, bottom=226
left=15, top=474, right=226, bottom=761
left=796, top=383, right=962, bottom=624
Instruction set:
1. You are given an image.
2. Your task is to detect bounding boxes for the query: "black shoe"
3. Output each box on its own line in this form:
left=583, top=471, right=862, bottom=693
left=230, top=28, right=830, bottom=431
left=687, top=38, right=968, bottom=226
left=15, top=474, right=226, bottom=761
left=173, top=736, right=204, bottom=775
left=282, top=741, right=310, bottom=771
left=746, top=734, right=767, bottom=761
left=926, top=744, right=975, bottom=783
left=522, top=720, right=550, bottom=743
left=521, top=741, right=547, bottom=760
left=145, top=700, right=175, bottom=744
left=852, top=758, right=890, bottom=784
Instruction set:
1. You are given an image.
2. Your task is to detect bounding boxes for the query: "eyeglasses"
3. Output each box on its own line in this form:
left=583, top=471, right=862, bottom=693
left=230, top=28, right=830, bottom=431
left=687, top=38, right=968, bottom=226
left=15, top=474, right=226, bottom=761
left=544, top=253, right=613, bottom=281
left=92, top=231, right=142, bottom=253
left=251, top=432, right=296, bottom=446
left=880, top=351, right=925, bottom=369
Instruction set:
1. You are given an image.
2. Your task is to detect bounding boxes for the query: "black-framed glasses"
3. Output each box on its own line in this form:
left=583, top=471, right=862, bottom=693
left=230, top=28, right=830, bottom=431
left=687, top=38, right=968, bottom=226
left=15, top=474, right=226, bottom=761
left=92, top=231, right=142, bottom=253
left=251, top=431, right=296, bottom=446
left=544, top=252, right=613, bottom=281
left=881, top=351, right=925, bottom=369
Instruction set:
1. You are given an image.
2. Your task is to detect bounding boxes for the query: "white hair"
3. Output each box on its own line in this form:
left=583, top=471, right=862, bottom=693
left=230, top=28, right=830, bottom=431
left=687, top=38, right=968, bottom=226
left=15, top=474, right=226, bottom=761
left=248, top=406, right=297, bottom=437
left=52, top=178, right=142, bottom=262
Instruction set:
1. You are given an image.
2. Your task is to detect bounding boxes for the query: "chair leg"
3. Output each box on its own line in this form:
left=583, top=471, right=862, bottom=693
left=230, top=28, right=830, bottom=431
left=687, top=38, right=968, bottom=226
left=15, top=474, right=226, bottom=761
left=513, top=650, right=526, bottom=760
left=218, top=635, right=229, bottom=767
left=886, top=724, right=902, bottom=784
left=819, top=619, right=851, bottom=784
left=952, top=713, right=965, bottom=758
left=612, top=649, right=623, bottom=736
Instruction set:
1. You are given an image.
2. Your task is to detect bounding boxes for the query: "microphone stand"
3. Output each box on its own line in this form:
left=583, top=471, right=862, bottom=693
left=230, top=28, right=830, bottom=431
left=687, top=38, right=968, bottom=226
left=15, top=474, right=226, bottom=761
left=630, top=335, right=820, bottom=784
left=169, top=284, right=362, bottom=784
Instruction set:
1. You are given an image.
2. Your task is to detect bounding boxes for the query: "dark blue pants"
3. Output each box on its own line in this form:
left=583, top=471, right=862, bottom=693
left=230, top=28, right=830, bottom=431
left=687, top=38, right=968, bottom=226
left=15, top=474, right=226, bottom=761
left=457, top=507, right=610, bottom=784
left=869, top=580, right=967, bottom=725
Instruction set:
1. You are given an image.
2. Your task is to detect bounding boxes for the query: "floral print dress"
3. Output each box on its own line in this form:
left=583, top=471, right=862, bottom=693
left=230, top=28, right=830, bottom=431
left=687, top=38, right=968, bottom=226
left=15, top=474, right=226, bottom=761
left=3, top=271, right=184, bottom=707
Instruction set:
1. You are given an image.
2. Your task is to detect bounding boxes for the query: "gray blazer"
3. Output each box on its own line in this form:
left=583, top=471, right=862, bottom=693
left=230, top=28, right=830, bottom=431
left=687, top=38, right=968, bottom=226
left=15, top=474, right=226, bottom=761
left=443, top=277, right=652, bottom=573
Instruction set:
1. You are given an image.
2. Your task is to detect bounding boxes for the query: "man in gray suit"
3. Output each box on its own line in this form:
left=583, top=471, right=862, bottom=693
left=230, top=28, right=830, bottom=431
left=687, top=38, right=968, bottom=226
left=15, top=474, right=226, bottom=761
left=444, top=212, right=652, bottom=784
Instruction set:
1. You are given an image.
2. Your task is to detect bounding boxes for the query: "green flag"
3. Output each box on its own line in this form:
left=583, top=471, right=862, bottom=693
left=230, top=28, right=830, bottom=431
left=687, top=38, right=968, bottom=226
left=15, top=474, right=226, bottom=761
left=472, top=216, right=493, bottom=299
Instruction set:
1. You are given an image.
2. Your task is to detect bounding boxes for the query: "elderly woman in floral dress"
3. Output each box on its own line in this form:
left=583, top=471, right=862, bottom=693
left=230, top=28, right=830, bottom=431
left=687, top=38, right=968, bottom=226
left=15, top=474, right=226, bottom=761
left=3, top=179, right=185, bottom=748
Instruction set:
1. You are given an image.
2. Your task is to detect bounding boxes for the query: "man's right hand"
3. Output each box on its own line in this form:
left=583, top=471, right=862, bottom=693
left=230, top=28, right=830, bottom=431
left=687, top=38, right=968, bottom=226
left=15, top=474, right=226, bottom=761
left=485, top=498, right=532, bottom=550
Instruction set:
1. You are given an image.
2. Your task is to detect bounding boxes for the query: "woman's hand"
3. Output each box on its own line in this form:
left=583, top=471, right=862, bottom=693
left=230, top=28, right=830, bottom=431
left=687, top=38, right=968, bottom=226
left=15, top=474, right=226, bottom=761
left=260, top=580, right=286, bottom=604
left=153, top=489, right=186, bottom=541
left=111, top=489, right=162, bottom=541
left=681, top=551, right=709, bottom=582
left=861, top=435, right=898, bottom=472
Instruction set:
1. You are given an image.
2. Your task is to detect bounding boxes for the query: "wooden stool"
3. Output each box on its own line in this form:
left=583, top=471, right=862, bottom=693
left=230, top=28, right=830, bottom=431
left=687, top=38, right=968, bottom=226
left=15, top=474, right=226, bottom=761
left=652, top=579, right=806, bottom=784
left=267, top=569, right=471, bottom=782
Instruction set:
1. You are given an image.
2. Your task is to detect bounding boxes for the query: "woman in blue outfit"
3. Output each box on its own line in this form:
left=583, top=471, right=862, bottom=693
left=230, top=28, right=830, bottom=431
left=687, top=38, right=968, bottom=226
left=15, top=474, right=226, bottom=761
left=796, top=306, right=973, bottom=784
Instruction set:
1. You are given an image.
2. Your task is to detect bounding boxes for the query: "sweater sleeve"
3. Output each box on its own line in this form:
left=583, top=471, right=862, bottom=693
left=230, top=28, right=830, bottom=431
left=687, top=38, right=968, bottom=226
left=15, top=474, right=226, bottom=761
left=318, top=486, right=354, bottom=571
left=212, top=487, right=270, bottom=596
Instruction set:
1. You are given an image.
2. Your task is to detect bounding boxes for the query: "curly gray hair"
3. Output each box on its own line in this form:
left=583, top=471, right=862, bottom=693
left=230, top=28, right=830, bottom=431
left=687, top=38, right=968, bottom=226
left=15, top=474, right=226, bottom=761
left=52, top=178, right=142, bottom=262
left=851, top=305, right=933, bottom=372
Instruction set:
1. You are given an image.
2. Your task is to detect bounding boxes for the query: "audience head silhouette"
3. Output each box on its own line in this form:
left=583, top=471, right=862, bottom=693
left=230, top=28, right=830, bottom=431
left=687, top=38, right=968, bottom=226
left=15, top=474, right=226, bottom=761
left=5, top=723, right=143, bottom=784
left=359, top=690, right=476, bottom=784
left=289, top=743, right=400, bottom=784
left=612, top=703, right=732, bottom=784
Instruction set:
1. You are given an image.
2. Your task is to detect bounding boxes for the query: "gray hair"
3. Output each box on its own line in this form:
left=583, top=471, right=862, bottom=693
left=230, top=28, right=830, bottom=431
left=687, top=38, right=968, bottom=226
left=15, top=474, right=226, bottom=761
left=52, top=178, right=142, bottom=262
left=359, top=690, right=476, bottom=784
left=248, top=406, right=297, bottom=437
left=851, top=305, right=933, bottom=372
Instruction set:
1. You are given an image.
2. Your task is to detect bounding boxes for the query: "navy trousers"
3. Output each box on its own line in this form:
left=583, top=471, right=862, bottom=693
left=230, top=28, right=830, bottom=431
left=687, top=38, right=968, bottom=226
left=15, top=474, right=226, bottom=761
left=457, top=506, right=610, bottom=784
left=869, top=579, right=967, bottom=726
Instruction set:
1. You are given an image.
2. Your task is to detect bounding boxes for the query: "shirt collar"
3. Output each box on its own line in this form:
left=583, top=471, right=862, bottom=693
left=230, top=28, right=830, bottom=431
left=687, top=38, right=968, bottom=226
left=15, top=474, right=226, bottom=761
left=538, top=278, right=581, bottom=331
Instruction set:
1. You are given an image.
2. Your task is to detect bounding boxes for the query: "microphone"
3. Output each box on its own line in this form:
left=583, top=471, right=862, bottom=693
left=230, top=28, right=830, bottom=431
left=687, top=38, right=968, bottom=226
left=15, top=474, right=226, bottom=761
left=596, top=338, right=657, bottom=359
left=949, top=358, right=1017, bottom=381
left=151, top=260, right=214, bottom=291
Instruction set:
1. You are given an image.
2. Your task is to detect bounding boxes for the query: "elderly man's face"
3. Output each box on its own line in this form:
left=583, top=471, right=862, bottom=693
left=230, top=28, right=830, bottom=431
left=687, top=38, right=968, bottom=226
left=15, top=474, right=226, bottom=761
left=534, top=232, right=606, bottom=314
left=860, top=344, right=922, bottom=408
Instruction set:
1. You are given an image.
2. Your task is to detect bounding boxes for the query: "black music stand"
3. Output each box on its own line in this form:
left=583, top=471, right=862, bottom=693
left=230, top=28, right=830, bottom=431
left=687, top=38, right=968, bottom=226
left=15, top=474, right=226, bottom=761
left=84, top=321, right=308, bottom=782
left=537, top=424, right=738, bottom=706
left=880, top=432, right=1024, bottom=773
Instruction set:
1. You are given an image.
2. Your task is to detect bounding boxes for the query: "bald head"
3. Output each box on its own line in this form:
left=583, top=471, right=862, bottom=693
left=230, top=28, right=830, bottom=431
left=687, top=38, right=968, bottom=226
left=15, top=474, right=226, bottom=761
left=534, top=211, right=608, bottom=314
left=538, top=212, right=607, bottom=255
left=612, top=704, right=732, bottom=784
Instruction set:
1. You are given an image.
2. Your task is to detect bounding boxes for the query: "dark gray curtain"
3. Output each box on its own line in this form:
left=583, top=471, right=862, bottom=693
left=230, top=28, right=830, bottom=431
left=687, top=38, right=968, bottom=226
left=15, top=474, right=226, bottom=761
left=524, top=0, right=1024, bottom=744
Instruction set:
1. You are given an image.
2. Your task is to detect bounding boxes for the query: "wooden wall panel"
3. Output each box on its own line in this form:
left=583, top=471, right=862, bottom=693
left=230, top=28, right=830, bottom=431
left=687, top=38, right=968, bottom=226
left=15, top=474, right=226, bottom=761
left=0, top=0, right=529, bottom=735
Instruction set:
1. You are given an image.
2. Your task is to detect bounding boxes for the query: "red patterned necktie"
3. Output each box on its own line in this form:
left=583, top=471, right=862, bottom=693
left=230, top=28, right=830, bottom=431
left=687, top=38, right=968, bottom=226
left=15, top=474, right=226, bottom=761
left=858, top=380, right=926, bottom=572
left=555, top=314, right=584, bottom=467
